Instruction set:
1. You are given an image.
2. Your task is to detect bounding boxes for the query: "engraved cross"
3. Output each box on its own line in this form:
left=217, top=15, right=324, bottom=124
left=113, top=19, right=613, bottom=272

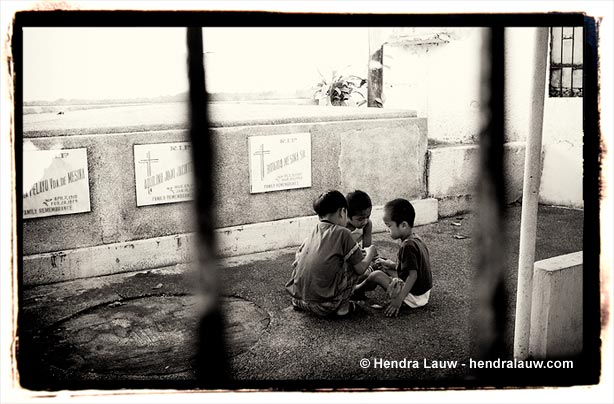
left=253, top=144, right=270, bottom=180
left=139, top=151, right=159, bottom=177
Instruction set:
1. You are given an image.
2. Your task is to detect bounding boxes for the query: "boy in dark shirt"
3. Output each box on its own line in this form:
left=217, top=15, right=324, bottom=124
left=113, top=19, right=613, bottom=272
left=353, top=198, right=432, bottom=317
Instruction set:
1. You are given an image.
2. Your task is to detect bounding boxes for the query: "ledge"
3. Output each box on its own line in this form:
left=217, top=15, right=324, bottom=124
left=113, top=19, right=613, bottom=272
left=23, top=198, right=437, bottom=286
left=24, top=102, right=418, bottom=138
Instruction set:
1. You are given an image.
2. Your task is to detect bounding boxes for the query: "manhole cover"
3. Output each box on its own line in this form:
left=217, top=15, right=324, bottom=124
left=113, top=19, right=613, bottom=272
left=40, top=295, right=269, bottom=376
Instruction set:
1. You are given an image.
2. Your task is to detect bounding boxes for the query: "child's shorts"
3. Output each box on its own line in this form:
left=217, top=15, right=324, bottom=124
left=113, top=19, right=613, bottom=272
left=403, top=289, right=431, bottom=308
left=386, top=278, right=431, bottom=308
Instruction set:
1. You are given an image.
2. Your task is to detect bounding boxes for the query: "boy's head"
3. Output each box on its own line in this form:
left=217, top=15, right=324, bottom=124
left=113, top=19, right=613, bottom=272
left=383, top=198, right=415, bottom=240
left=313, top=190, right=348, bottom=224
left=346, top=190, right=372, bottom=229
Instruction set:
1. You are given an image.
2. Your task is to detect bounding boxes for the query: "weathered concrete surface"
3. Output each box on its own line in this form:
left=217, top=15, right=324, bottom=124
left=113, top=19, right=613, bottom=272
left=17, top=205, right=591, bottom=389
left=437, top=195, right=474, bottom=218
left=22, top=233, right=197, bottom=286
left=529, top=252, right=583, bottom=359
left=45, top=295, right=202, bottom=376
left=382, top=29, right=485, bottom=144
left=541, top=95, right=583, bottom=209
left=338, top=118, right=428, bottom=202
left=24, top=103, right=417, bottom=137
left=428, top=144, right=478, bottom=198
left=23, top=103, right=426, bottom=256
left=211, top=116, right=427, bottom=229
left=23, top=130, right=196, bottom=255
left=539, top=142, right=583, bottom=209
left=23, top=199, right=438, bottom=286
left=427, top=142, right=526, bottom=216
left=35, top=295, right=268, bottom=377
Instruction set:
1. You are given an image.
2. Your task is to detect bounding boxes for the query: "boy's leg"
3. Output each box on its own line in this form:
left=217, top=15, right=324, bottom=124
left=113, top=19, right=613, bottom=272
left=292, top=298, right=339, bottom=317
left=334, top=262, right=363, bottom=315
left=355, top=265, right=374, bottom=285
left=354, top=270, right=392, bottom=295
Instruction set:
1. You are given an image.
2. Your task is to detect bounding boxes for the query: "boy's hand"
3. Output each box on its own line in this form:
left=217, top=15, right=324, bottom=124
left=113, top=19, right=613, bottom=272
left=385, top=297, right=403, bottom=317
left=374, top=257, right=394, bottom=270
left=364, top=245, right=377, bottom=259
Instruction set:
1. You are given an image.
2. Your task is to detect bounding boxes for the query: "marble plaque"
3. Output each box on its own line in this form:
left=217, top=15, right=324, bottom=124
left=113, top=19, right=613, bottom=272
left=248, top=133, right=312, bottom=194
left=134, top=142, right=194, bottom=206
left=23, top=148, right=91, bottom=219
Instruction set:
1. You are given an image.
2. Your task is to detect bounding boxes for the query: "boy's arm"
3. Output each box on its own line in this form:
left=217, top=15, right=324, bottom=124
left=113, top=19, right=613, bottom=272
left=362, top=219, right=373, bottom=248
left=352, top=245, right=377, bottom=275
left=385, top=270, right=417, bottom=317
left=292, top=238, right=307, bottom=268
left=374, top=257, right=396, bottom=274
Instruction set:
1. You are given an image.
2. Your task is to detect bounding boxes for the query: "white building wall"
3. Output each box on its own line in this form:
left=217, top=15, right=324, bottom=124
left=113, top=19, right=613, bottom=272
left=540, top=93, right=584, bottom=208
left=383, top=28, right=484, bottom=144
left=505, top=28, right=538, bottom=143
left=506, top=28, right=583, bottom=208
left=384, top=27, right=583, bottom=208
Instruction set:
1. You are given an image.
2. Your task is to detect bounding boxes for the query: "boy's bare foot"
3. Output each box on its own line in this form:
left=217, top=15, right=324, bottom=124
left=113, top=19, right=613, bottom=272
left=291, top=299, right=305, bottom=312
left=336, top=301, right=360, bottom=317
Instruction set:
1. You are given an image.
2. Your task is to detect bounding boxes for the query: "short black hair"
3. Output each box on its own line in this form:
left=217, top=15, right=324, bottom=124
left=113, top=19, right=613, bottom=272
left=384, top=198, right=416, bottom=227
left=313, top=190, right=347, bottom=217
left=346, top=190, right=372, bottom=217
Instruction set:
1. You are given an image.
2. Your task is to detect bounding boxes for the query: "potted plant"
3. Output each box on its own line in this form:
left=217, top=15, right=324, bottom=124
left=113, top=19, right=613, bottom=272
left=313, top=67, right=368, bottom=107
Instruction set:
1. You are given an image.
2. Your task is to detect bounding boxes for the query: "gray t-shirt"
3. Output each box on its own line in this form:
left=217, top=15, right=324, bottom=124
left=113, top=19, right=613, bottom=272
left=288, top=220, right=364, bottom=303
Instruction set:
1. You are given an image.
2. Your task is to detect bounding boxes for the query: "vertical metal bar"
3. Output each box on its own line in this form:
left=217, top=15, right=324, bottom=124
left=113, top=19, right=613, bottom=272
left=471, top=26, right=507, bottom=372
left=570, top=27, right=575, bottom=91
left=582, top=15, right=601, bottom=383
left=560, top=27, right=564, bottom=96
left=513, top=27, right=549, bottom=360
left=186, top=27, right=229, bottom=386
left=368, top=28, right=384, bottom=107
left=548, top=27, right=563, bottom=97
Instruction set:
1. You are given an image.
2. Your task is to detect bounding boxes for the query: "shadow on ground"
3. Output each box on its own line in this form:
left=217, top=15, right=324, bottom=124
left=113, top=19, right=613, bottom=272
left=17, top=205, right=589, bottom=391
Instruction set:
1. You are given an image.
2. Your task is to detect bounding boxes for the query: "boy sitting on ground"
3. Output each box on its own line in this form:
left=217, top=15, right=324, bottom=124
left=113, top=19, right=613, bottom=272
left=285, top=190, right=377, bottom=317
left=345, top=190, right=373, bottom=249
left=344, top=190, right=387, bottom=285
left=352, top=198, right=432, bottom=317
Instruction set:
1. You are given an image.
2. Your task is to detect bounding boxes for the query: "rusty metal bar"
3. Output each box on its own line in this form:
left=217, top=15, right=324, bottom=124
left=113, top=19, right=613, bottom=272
left=570, top=27, right=575, bottom=90
left=471, top=26, right=508, bottom=374
left=186, top=27, right=229, bottom=387
left=560, top=27, right=564, bottom=95
left=368, top=28, right=384, bottom=108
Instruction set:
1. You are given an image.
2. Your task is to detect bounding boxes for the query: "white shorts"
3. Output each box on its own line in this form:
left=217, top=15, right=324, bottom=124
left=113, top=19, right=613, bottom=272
left=403, top=289, right=431, bottom=308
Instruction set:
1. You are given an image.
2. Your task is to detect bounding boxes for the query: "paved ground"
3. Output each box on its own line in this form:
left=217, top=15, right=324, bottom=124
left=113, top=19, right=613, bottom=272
left=17, top=205, right=592, bottom=391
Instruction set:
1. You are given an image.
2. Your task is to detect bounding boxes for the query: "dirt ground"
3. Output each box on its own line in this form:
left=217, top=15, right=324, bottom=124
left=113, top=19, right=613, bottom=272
left=17, top=204, right=596, bottom=391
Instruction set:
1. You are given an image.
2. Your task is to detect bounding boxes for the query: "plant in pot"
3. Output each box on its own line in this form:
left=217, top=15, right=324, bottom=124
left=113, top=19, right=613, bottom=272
left=313, top=67, right=368, bottom=107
